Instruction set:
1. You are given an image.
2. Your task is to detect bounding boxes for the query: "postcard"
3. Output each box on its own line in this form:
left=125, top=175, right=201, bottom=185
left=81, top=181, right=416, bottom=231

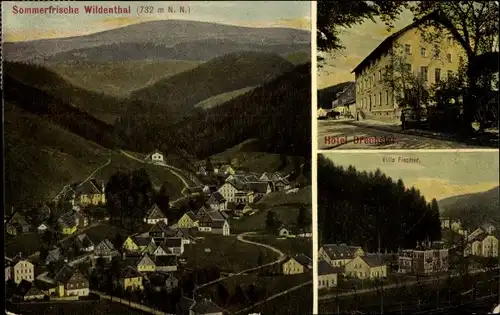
left=3, top=1, right=313, bottom=315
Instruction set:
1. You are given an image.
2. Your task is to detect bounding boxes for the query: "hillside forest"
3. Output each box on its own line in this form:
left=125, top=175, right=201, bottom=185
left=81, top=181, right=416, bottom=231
left=318, top=154, right=441, bottom=252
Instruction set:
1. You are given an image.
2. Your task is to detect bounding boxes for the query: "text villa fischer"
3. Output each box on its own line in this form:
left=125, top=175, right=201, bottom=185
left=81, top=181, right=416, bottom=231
left=13, top=5, right=131, bottom=15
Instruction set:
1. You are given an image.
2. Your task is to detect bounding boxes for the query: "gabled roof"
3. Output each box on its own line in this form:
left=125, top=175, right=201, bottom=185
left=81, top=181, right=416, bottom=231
left=155, top=255, right=178, bottom=267
left=46, top=248, right=62, bottom=261
left=58, top=212, right=76, bottom=228
left=359, top=255, right=386, bottom=268
left=95, top=239, right=115, bottom=251
left=76, top=233, right=94, bottom=248
left=120, top=266, right=142, bottom=279
left=163, top=238, right=182, bottom=248
left=208, top=210, right=226, bottom=221
left=14, top=280, right=44, bottom=297
left=481, top=222, right=496, bottom=230
left=75, top=179, right=103, bottom=195
left=318, top=260, right=342, bottom=276
left=321, top=244, right=363, bottom=260
left=146, top=204, right=166, bottom=220
left=211, top=220, right=228, bottom=229
left=149, top=221, right=171, bottom=234
left=9, top=212, right=29, bottom=226
left=246, top=182, right=270, bottom=194
left=54, top=265, right=76, bottom=284
left=352, top=13, right=436, bottom=74
left=207, top=192, right=226, bottom=204
left=293, top=255, right=312, bottom=267
left=191, top=299, right=225, bottom=313
left=132, top=235, right=154, bottom=247
left=224, top=178, right=246, bottom=191
left=184, top=211, right=199, bottom=221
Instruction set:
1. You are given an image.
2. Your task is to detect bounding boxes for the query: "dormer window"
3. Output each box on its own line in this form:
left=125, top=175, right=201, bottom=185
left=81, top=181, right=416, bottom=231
left=420, top=47, right=427, bottom=57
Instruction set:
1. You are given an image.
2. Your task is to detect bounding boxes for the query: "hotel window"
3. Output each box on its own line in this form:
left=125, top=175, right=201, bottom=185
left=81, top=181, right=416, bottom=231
left=385, top=90, right=389, bottom=105
left=378, top=70, right=382, bottom=82
left=404, top=44, right=412, bottom=55
left=420, top=66, right=428, bottom=81
left=420, top=47, right=427, bottom=57
left=433, top=48, right=440, bottom=59
left=446, top=53, right=452, bottom=62
left=435, top=68, right=441, bottom=83
left=373, top=74, right=376, bottom=85
left=379, top=92, right=382, bottom=107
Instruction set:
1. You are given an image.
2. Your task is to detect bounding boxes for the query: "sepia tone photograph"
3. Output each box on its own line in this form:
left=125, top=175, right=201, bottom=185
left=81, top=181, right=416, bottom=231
left=3, top=1, right=312, bottom=315
left=317, top=151, right=500, bottom=314
left=317, top=1, right=499, bottom=150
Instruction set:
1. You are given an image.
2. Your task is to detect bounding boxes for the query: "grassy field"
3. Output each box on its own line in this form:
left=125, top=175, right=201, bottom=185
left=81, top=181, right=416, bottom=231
left=202, top=273, right=311, bottom=313
left=250, top=284, right=313, bottom=315
left=243, top=235, right=312, bottom=257
left=7, top=300, right=150, bottom=315
left=205, top=141, right=303, bottom=175
left=257, top=186, right=312, bottom=207
left=46, top=60, right=202, bottom=97
left=5, top=102, right=185, bottom=207
left=230, top=204, right=311, bottom=234
left=182, top=234, right=278, bottom=272
left=194, top=86, right=256, bottom=109
left=5, top=233, right=41, bottom=257
left=285, top=52, right=311, bottom=65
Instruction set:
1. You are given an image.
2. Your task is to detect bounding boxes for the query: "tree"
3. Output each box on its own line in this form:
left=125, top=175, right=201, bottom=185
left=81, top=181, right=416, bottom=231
left=317, top=1, right=407, bottom=60
left=406, top=1, right=500, bottom=133
left=296, top=205, right=311, bottom=230
left=156, top=182, right=171, bottom=212
left=215, top=283, right=229, bottom=306
left=257, top=251, right=264, bottom=266
left=265, top=211, right=281, bottom=233
left=246, top=284, right=259, bottom=307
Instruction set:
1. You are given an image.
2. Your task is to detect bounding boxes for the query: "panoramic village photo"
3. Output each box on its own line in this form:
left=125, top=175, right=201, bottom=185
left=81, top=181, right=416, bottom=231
left=3, top=1, right=312, bottom=315
left=317, top=151, right=500, bottom=314
left=317, top=1, right=499, bottom=150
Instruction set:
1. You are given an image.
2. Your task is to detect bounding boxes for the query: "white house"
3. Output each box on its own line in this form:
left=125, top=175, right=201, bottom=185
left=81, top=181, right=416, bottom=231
left=218, top=181, right=245, bottom=203
left=278, top=227, right=291, bottom=237
left=37, top=223, right=48, bottom=234
left=144, top=204, right=168, bottom=225
left=146, top=150, right=164, bottom=164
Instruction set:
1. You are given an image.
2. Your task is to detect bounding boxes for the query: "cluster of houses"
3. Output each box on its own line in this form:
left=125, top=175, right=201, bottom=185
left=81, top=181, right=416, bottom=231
left=317, top=244, right=388, bottom=290
left=440, top=218, right=499, bottom=258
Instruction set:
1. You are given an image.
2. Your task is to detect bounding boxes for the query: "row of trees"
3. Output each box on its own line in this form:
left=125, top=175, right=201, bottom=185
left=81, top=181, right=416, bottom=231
left=265, top=206, right=311, bottom=234
left=318, top=0, right=499, bottom=134
left=318, top=154, right=441, bottom=252
left=105, top=168, right=171, bottom=230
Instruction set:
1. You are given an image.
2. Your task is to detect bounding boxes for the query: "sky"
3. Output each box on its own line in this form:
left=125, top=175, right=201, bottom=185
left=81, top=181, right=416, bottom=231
left=318, top=9, right=415, bottom=89
left=2, top=1, right=311, bottom=42
left=322, top=151, right=499, bottom=202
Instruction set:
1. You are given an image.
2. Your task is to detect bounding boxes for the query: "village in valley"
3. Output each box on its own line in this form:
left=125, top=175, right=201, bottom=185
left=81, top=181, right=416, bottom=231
left=5, top=149, right=312, bottom=315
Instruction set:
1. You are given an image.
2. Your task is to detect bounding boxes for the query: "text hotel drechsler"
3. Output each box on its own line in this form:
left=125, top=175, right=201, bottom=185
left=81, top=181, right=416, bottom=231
left=324, top=135, right=397, bottom=145
left=12, top=5, right=131, bottom=15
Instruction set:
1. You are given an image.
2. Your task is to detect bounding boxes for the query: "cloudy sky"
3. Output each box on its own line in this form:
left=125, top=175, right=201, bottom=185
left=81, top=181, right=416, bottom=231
left=322, top=151, right=499, bottom=201
left=318, top=9, right=415, bottom=89
left=2, top=1, right=311, bottom=42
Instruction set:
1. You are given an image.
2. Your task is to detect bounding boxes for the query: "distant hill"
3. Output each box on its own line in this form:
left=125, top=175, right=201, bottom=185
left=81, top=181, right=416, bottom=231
left=129, top=51, right=295, bottom=118
left=45, top=60, right=202, bottom=97
left=4, top=62, right=132, bottom=124
left=3, top=71, right=117, bottom=148
left=439, top=186, right=500, bottom=228
left=4, top=20, right=310, bottom=62
left=4, top=102, right=185, bottom=207
left=317, top=81, right=354, bottom=109
left=42, top=40, right=311, bottom=62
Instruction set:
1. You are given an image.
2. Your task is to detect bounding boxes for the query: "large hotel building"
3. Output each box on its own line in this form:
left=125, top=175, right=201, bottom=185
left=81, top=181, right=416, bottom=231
left=352, top=15, right=465, bottom=121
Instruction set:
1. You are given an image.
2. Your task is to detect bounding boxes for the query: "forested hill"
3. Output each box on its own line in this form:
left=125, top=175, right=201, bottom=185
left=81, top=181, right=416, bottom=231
left=317, top=154, right=441, bottom=252
left=128, top=51, right=295, bottom=118
left=175, top=62, right=312, bottom=159
left=114, top=63, right=312, bottom=159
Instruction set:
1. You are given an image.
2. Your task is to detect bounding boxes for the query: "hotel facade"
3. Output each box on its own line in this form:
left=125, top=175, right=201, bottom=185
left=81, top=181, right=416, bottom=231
left=352, top=15, right=465, bottom=121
